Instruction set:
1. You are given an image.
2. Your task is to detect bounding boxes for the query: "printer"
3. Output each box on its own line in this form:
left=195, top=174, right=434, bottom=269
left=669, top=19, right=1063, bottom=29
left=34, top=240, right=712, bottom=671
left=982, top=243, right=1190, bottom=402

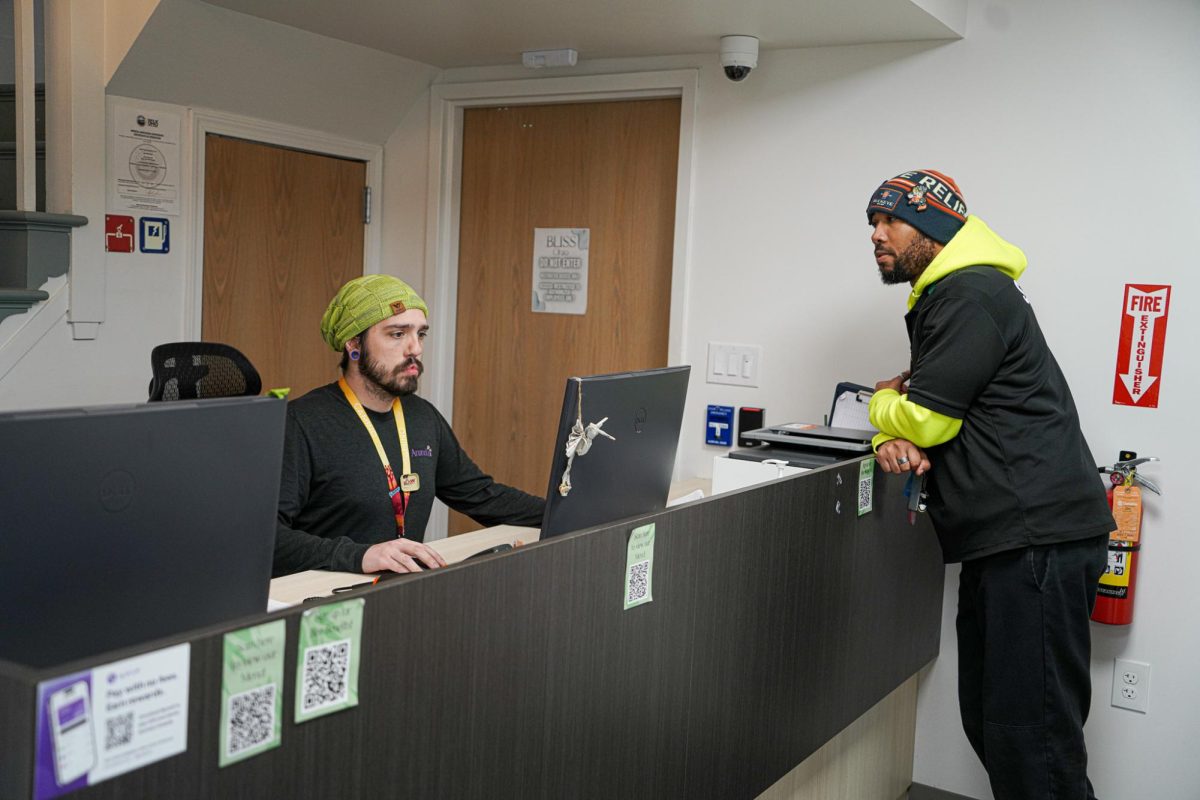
left=717, top=382, right=876, bottom=489
left=732, top=422, right=874, bottom=468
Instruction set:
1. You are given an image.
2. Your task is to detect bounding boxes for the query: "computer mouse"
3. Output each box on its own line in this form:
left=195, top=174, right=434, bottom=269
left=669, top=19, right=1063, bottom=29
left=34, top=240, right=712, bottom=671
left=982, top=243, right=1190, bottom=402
left=374, top=561, right=433, bottom=582
left=465, top=543, right=514, bottom=560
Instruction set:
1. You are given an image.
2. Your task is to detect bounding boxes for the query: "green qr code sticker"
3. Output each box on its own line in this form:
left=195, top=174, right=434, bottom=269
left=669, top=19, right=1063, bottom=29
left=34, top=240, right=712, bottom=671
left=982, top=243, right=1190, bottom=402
left=857, top=458, right=875, bottom=516
left=624, top=523, right=655, bottom=610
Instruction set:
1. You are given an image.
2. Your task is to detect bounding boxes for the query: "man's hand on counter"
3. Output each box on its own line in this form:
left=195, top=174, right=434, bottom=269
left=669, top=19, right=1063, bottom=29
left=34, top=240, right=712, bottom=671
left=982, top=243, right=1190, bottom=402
left=876, top=438, right=931, bottom=475
left=363, top=538, right=449, bottom=573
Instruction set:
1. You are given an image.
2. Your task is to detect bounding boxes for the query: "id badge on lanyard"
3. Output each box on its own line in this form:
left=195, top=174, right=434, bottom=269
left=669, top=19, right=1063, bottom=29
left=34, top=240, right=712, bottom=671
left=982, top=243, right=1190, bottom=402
left=339, top=378, right=419, bottom=537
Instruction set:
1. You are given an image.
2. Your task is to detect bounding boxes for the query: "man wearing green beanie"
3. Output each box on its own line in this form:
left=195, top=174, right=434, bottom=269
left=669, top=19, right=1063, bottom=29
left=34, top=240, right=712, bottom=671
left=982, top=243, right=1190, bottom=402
left=274, top=274, right=545, bottom=576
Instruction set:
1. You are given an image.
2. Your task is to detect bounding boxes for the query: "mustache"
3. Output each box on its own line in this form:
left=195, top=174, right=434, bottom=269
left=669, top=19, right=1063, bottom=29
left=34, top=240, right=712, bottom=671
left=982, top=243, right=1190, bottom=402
left=394, top=357, right=424, bottom=375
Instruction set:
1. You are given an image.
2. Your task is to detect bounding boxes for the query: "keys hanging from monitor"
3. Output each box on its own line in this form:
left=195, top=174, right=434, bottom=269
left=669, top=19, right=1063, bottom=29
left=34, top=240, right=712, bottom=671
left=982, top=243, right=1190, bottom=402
left=558, top=378, right=616, bottom=497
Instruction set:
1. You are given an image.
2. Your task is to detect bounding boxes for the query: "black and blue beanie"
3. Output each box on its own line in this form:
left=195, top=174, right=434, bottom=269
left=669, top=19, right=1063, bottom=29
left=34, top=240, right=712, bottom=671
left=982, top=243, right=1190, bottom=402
left=866, top=169, right=968, bottom=244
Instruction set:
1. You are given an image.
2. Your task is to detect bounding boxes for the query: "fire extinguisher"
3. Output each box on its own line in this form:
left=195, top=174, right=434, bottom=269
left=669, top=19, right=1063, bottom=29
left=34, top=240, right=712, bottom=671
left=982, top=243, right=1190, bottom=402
left=1092, top=451, right=1162, bottom=625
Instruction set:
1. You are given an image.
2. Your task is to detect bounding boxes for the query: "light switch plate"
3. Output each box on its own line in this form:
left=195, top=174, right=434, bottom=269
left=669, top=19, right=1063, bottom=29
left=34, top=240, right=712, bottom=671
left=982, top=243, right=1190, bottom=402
left=707, top=342, right=761, bottom=387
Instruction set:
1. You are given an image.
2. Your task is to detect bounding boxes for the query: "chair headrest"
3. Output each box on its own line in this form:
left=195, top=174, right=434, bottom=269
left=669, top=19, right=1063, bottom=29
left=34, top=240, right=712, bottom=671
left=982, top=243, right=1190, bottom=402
left=148, top=342, right=262, bottom=401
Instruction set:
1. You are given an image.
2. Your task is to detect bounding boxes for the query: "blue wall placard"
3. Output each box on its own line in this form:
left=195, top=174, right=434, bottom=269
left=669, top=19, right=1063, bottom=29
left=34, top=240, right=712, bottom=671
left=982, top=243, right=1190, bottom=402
left=706, top=405, right=734, bottom=446
left=139, top=217, right=170, bottom=254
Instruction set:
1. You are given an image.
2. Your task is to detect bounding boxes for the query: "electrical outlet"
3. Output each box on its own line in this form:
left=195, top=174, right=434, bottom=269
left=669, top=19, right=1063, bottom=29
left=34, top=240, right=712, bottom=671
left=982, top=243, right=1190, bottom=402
left=1111, top=659, right=1150, bottom=713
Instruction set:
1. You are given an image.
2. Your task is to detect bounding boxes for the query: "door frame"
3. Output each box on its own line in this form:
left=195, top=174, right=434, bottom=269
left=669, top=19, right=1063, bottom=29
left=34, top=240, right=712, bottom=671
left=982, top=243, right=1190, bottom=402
left=423, top=70, right=699, bottom=421
left=186, top=108, right=384, bottom=339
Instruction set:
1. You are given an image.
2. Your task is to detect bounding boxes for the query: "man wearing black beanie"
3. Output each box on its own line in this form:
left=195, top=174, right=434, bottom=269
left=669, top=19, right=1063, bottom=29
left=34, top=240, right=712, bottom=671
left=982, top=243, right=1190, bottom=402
left=864, top=170, right=1114, bottom=800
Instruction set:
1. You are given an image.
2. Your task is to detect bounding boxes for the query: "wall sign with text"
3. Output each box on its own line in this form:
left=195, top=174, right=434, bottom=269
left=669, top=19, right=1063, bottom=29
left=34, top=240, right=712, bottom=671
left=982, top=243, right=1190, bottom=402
left=531, top=227, right=589, bottom=315
left=1112, top=283, right=1171, bottom=408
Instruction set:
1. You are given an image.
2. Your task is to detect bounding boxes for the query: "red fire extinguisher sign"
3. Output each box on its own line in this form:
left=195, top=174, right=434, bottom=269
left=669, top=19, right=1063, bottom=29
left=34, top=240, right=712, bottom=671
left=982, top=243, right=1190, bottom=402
left=1111, top=284, right=1171, bottom=408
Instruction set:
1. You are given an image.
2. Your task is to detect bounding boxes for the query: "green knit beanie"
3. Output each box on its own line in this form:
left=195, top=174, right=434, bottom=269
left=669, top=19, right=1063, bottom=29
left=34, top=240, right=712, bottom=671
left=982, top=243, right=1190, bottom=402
left=320, top=275, right=428, bottom=352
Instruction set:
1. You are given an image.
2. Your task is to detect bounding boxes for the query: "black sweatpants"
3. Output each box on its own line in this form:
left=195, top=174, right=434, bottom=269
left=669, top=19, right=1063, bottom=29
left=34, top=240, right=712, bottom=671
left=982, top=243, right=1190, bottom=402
left=956, top=533, right=1109, bottom=800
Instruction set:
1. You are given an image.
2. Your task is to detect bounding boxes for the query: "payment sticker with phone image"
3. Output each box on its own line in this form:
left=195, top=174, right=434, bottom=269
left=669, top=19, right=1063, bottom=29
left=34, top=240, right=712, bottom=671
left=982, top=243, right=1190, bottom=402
left=33, top=644, right=191, bottom=799
left=46, top=677, right=95, bottom=789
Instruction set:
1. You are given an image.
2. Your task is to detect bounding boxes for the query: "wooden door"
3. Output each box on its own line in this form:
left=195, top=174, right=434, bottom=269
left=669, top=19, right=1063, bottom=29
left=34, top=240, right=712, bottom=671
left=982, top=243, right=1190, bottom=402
left=202, top=135, right=366, bottom=398
left=451, top=99, right=681, bottom=533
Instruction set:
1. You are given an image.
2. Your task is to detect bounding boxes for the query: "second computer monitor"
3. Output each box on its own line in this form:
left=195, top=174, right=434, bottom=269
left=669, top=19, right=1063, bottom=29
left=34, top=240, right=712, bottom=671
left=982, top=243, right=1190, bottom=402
left=0, top=396, right=286, bottom=668
left=540, top=365, right=690, bottom=539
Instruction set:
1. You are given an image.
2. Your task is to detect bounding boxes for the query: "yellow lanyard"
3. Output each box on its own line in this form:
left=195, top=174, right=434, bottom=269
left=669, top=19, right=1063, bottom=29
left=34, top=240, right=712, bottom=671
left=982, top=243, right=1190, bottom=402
left=338, top=377, right=419, bottom=535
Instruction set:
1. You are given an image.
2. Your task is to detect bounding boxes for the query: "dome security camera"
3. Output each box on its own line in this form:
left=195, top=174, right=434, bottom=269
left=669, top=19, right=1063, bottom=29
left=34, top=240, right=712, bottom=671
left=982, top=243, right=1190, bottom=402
left=720, top=35, right=759, bottom=82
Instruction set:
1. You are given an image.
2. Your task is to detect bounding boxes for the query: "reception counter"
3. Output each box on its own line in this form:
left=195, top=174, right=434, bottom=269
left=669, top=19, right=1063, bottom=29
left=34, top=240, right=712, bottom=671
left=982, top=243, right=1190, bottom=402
left=0, top=456, right=943, bottom=799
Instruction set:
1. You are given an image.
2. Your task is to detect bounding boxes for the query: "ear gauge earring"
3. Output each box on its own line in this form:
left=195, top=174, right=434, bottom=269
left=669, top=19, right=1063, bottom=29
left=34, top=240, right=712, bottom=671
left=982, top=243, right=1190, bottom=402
left=349, top=349, right=361, bottom=362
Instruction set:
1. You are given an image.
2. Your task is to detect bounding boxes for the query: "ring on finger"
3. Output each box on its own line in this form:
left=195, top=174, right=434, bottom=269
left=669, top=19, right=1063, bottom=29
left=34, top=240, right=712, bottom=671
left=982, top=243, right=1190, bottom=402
left=897, top=456, right=910, bottom=465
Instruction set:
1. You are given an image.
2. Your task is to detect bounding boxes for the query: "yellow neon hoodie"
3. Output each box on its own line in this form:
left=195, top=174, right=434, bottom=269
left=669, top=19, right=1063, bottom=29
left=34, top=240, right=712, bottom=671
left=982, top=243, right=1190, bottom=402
left=870, top=215, right=1027, bottom=451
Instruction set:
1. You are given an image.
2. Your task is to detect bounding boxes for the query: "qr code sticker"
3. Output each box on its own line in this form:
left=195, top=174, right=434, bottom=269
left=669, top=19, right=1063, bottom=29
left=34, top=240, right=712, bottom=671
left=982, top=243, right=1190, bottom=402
left=627, top=560, right=650, bottom=604
left=226, top=684, right=276, bottom=757
left=857, top=460, right=874, bottom=515
left=105, top=712, right=134, bottom=750
left=301, top=639, right=351, bottom=712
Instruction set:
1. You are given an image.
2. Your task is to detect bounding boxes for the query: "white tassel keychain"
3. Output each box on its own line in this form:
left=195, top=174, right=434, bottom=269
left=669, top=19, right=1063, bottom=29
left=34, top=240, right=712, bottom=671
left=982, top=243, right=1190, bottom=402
left=558, top=378, right=615, bottom=496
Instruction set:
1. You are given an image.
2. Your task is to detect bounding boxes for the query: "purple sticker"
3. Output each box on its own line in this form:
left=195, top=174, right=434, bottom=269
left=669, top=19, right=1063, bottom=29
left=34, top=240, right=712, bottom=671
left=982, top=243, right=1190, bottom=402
left=34, top=672, right=94, bottom=800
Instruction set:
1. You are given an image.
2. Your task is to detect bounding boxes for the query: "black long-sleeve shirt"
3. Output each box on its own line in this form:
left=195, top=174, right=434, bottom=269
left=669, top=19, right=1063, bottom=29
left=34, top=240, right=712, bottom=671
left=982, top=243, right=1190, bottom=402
left=274, top=383, right=545, bottom=576
left=904, top=266, right=1113, bottom=562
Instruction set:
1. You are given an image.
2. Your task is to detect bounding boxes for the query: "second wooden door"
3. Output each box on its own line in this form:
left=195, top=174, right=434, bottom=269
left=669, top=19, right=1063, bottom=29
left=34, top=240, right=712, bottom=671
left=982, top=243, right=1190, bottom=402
left=450, top=99, right=681, bottom=533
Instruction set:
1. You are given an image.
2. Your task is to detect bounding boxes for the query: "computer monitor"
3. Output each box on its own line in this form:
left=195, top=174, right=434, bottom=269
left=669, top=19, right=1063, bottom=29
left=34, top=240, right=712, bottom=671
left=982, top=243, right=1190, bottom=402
left=540, top=366, right=690, bottom=539
left=0, top=396, right=286, bottom=668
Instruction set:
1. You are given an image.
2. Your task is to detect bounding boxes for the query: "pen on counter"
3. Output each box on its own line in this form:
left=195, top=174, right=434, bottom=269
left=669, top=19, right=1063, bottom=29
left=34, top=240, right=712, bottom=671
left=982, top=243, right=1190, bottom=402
left=331, top=576, right=381, bottom=594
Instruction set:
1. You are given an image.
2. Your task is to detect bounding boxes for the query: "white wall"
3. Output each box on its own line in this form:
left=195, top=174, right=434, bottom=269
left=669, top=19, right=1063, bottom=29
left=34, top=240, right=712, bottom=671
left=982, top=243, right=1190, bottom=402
left=433, top=1, right=1199, bottom=797
left=0, top=95, right=193, bottom=409
left=380, top=92, right=432, bottom=293
left=107, top=0, right=437, bottom=145
left=2, top=0, right=1196, bottom=795
left=0, top=0, right=439, bottom=411
left=104, top=0, right=161, bottom=84
left=669, top=8, right=1200, bottom=796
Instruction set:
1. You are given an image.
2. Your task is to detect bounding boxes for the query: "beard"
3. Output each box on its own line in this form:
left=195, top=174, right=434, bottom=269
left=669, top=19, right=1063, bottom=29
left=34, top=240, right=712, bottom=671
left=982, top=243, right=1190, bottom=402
left=877, top=233, right=939, bottom=285
left=359, top=340, right=423, bottom=398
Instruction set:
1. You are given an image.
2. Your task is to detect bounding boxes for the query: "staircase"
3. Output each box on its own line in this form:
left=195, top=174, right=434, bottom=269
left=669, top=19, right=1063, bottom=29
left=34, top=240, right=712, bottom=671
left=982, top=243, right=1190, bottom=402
left=1, top=86, right=86, bottom=325
left=0, top=210, right=87, bottom=324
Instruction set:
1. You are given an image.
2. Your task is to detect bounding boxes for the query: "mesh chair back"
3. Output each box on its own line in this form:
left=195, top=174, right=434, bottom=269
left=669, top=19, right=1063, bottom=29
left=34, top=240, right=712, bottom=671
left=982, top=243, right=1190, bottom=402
left=148, top=342, right=262, bottom=401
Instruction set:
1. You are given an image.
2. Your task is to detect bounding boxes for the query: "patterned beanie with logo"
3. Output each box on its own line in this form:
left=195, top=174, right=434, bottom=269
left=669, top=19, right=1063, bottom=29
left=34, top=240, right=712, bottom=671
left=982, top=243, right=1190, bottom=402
left=865, top=169, right=968, bottom=244
left=320, top=274, right=429, bottom=352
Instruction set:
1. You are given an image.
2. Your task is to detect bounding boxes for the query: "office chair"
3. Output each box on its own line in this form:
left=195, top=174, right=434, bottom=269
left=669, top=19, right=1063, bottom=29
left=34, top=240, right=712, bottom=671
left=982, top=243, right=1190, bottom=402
left=148, top=342, right=262, bottom=401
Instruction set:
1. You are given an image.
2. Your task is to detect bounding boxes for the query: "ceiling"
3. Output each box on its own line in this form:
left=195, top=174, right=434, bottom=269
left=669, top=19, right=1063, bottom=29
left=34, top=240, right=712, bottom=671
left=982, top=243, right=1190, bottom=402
left=198, top=0, right=964, bottom=69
